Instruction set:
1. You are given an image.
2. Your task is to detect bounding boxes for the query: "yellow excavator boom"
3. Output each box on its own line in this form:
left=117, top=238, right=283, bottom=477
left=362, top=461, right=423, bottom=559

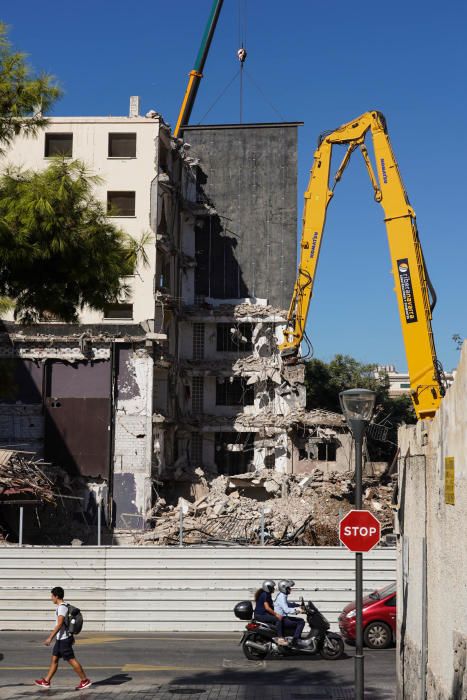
left=279, top=110, right=444, bottom=420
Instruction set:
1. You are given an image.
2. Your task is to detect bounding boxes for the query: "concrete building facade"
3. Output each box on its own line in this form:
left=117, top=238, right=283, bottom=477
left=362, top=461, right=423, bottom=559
left=396, top=342, right=467, bottom=698
left=0, top=99, right=189, bottom=535
left=0, top=103, right=354, bottom=541
left=377, top=364, right=455, bottom=397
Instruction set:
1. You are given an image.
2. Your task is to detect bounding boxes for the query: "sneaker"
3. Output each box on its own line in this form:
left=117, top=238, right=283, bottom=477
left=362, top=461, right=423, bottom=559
left=34, top=678, right=51, bottom=689
left=75, top=679, right=92, bottom=691
left=276, top=637, right=289, bottom=646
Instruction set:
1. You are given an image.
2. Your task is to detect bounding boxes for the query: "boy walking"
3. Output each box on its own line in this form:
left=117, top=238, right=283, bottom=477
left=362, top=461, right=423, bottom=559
left=34, top=586, right=91, bottom=691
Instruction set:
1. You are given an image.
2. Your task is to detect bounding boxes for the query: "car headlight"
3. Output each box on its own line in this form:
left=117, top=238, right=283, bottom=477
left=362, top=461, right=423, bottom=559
left=346, top=610, right=356, bottom=619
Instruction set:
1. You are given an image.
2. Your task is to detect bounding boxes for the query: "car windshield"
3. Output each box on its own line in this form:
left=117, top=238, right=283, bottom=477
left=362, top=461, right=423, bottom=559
left=368, top=581, right=396, bottom=601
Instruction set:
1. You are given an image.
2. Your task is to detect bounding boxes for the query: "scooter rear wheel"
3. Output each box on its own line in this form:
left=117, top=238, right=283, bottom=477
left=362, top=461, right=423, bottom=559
left=242, top=633, right=268, bottom=660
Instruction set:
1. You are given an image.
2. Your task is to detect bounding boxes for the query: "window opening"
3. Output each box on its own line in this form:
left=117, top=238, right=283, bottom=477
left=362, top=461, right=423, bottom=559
left=215, top=432, right=255, bottom=476
left=216, top=377, right=254, bottom=406
left=107, top=191, right=136, bottom=217
left=45, top=133, right=73, bottom=157
left=189, top=432, right=203, bottom=465
left=192, top=377, right=204, bottom=414
left=108, top=133, right=136, bottom=158
left=192, top=323, right=205, bottom=360
left=216, top=323, right=253, bottom=352
left=103, top=303, right=133, bottom=320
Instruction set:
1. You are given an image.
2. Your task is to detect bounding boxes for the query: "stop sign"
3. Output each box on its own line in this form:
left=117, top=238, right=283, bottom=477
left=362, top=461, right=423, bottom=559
left=339, top=510, right=381, bottom=552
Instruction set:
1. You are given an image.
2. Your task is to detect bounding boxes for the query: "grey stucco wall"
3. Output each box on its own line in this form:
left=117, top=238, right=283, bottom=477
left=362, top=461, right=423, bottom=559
left=185, top=123, right=299, bottom=309
left=397, top=343, right=467, bottom=699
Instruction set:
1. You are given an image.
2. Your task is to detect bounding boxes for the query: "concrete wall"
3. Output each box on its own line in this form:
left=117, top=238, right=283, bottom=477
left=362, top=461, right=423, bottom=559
left=0, top=546, right=396, bottom=632
left=113, top=346, right=154, bottom=529
left=184, top=123, right=300, bottom=309
left=397, top=342, right=467, bottom=699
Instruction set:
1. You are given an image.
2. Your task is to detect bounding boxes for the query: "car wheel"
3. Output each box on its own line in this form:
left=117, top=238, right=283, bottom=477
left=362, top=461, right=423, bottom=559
left=364, top=621, right=392, bottom=649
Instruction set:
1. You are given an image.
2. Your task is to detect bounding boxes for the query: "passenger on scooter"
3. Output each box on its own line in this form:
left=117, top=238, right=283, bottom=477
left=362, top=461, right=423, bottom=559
left=254, top=580, right=288, bottom=646
left=274, top=579, right=305, bottom=647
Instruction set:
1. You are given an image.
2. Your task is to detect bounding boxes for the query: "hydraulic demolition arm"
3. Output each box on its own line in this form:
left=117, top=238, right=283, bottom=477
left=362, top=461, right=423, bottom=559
left=279, top=110, right=444, bottom=420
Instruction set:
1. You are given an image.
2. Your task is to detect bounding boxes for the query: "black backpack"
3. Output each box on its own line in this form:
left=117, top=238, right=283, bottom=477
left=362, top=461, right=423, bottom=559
left=64, top=604, right=84, bottom=635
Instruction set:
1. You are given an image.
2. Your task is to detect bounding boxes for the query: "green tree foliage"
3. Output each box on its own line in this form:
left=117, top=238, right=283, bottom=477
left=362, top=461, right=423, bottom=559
left=305, top=354, right=386, bottom=413
left=0, top=22, right=61, bottom=152
left=0, top=160, right=149, bottom=321
left=305, top=354, right=416, bottom=463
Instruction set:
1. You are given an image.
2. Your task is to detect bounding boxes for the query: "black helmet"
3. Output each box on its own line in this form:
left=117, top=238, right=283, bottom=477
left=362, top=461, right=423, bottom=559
left=262, top=579, right=276, bottom=593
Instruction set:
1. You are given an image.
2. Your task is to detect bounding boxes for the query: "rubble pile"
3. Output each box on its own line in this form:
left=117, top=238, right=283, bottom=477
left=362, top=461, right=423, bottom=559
left=0, top=449, right=56, bottom=503
left=182, top=301, right=288, bottom=320
left=140, top=468, right=395, bottom=546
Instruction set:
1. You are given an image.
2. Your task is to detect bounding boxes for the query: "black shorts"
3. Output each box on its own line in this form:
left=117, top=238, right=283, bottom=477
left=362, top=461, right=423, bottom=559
left=52, top=637, right=75, bottom=660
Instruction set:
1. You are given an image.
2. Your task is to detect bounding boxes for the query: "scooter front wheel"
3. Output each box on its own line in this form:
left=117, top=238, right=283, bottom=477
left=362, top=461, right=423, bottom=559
left=319, top=634, right=345, bottom=660
left=242, top=633, right=269, bottom=660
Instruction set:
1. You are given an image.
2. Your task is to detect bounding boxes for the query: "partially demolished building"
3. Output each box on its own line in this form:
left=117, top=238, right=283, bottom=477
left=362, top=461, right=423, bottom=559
left=0, top=103, right=355, bottom=542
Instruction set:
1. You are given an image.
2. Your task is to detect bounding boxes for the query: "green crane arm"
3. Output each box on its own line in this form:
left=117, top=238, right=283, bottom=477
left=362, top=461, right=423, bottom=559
left=174, top=0, right=224, bottom=138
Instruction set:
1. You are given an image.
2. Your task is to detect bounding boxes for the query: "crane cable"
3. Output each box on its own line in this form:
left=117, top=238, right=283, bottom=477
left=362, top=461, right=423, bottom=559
left=237, top=0, right=247, bottom=122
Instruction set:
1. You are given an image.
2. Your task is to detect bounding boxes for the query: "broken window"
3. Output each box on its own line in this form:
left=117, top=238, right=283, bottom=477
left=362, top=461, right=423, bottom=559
left=103, top=303, right=133, bottom=319
left=159, top=142, right=170, bottom=173
left=108, top=133, right=136, bottom=158
left=45, top=133, right=73, bottom=157
left=216, top=323, right=253, bottom=352
left=192, top=323, right=205, bottom=360
left=194, top=223, right=210, bottom=298
left=216, top=378, right=254, bottom=406
left=191, top=377, right=204, bottom=414
left=189, top=432, right=203, bottom=465
left=157, top=258, right=171, bottom=292
left=215, top=431, right=255, bottom=476
left=107, top=191, right=136, bottom=216
left=298, top=439, right=337, bottom=462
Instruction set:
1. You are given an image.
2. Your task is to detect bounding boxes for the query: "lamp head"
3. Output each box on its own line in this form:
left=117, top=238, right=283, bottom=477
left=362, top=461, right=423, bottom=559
left=339, top=388, right=376, bottom=423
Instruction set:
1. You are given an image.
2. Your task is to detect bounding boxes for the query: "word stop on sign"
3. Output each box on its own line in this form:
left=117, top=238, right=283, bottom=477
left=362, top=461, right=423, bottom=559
left=339, top=510, right=381, bottom=552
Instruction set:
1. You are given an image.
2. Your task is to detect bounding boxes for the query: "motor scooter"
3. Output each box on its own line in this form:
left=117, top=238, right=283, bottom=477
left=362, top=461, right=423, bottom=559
left=234, top=596, right=345, bottom=660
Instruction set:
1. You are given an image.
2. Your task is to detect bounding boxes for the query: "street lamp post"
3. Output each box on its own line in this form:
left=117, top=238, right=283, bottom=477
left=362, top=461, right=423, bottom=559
left=339, top=388, right=376, bottom=700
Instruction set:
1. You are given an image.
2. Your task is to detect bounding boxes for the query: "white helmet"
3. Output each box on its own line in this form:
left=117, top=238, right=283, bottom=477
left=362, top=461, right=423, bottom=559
left=278, top=579, right=295, bottom=594
left=262, top=579, right=276, bottom=593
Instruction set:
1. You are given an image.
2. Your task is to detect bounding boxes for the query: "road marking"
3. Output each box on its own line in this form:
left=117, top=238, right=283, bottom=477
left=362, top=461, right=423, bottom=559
left=122, top=664, right=212, bottom=672
left=0, top=664, right=214, bottom=672
left=76, top=635, right=128, bottom=646
left=223, top=658, right=266, bottom=669
left=0, top=666, right=122, bottom=671
left=73, top=635, right=236, bottom=645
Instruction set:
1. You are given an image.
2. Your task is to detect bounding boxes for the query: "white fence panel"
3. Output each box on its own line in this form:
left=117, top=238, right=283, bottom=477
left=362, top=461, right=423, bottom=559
left=0, top=546, right=396, bottom=632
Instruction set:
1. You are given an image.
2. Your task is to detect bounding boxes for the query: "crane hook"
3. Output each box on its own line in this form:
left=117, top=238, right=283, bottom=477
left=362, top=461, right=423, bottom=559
left=237, top=47, right=247, bottom=63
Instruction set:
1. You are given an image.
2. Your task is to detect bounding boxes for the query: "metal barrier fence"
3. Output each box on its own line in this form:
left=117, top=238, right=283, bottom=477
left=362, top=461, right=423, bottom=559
left=0, top=545, right=397, bottom=632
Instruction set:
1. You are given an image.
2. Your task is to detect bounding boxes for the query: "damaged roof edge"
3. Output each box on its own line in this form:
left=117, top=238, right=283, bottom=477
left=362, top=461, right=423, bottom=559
left=183, top=122, right=304, bottom=130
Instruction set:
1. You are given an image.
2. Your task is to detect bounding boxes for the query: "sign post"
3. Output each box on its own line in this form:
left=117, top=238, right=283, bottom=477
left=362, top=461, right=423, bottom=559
left=339, top=509, right=381, bottom=700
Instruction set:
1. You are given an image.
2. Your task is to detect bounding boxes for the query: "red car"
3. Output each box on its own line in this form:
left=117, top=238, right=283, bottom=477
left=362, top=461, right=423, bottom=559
left=338, top=581, right=396, bottom=649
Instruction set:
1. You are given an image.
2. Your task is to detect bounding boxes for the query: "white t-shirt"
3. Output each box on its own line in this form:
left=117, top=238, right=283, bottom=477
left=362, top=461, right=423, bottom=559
left=55, top=603, right=70, bottom=640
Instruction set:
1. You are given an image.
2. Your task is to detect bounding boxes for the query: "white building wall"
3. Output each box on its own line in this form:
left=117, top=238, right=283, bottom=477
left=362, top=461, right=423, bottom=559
left=0, top=115, right=160, bottom=324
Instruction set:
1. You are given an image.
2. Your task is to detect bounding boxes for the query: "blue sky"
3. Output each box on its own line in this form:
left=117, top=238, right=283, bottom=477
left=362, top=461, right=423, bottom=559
left=2, top=0, right=466, bottom=371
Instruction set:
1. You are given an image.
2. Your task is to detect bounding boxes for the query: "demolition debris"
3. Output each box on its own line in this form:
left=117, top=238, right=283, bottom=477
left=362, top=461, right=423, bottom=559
left=0, top=449, right=56, bottom=504
left=134, top=468, right=395, bottom=547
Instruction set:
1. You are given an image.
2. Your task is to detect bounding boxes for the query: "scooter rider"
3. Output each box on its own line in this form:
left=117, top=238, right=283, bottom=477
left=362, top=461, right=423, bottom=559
left=254, top=580, right=288, bottom=646
left=274, top=579, right=305, bottom=647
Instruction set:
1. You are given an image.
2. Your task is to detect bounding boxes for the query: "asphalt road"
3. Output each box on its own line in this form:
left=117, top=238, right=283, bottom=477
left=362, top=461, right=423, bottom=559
left=0, top=632, right=395, bottom=699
